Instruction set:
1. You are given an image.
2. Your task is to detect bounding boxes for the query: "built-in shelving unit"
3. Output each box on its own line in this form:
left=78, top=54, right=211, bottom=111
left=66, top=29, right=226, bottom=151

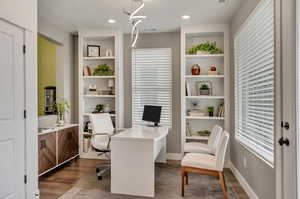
left=180, top=25, right=229, bottom=152
left=83, top=76, right=116, bottom=79
left=185, top=75, right=224, bottom=78
left=185, top=54, right=224, bottom=58
left=83, top=56, right=115, bottom=60
left=78, top=30, right=124, bottom=159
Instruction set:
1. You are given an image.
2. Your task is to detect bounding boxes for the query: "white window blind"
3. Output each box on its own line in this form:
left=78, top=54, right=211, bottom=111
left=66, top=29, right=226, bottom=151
left=132, top=48, right=172, bottom=127
left=234, top=0, right=274, bottom=164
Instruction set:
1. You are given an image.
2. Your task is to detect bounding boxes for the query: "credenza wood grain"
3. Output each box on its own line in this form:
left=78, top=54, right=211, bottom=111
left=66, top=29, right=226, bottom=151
left=38, top=132, right=56, bottom=174
left=38, top=126, right=79, bottom=176
left=58, top=127, right=79, bottom=164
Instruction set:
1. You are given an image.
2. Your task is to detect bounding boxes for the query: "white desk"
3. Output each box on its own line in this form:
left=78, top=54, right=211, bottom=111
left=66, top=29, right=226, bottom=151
left=111, top=126, right=168, bottom=197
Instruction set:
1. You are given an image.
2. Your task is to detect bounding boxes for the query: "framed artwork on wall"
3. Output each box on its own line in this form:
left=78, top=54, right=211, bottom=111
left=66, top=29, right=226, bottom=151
left=87, top=45, right=100, bottom=57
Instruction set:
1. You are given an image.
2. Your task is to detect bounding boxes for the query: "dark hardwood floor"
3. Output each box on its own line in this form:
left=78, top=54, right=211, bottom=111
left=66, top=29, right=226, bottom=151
left=39, top=159, right=249, bottom=199
left=39, top=158, right=99, bottom=199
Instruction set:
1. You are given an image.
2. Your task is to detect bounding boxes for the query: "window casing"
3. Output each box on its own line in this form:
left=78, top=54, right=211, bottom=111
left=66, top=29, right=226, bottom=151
left=234, top=0, right=274, bottom=164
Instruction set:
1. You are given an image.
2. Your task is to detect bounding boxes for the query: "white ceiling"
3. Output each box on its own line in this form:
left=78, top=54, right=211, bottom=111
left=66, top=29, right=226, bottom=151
left=38, top=0, right=243, bottom=33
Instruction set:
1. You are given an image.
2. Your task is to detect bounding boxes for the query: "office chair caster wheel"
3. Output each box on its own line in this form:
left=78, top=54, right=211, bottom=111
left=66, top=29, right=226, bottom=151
left=98, top=176, right=102, bottom=180
left=96, top=168, right=100, bottom=173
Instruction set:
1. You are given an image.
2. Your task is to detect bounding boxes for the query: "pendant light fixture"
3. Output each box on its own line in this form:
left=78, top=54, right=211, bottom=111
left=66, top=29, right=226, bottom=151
left=124, top=0, right=146, bottom=48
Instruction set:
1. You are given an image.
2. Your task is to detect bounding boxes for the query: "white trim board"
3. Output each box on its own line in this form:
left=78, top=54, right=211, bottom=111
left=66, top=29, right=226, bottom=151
left=229, top=161, right=259, bottom=199
left=166, top=153, right=182, bottom=160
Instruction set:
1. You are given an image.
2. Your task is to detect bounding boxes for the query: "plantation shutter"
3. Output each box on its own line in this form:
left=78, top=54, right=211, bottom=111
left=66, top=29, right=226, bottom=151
left=132, top=48, right=172, bottom=127
left=234, top=0, right=274, bottom=164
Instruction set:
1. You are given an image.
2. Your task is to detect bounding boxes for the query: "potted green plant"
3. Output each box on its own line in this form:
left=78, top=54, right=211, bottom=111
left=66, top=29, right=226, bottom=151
left=207, top=106, right=214, bottom=117
left=93, top=64, right=113, bottom=76
left=53, top=99, right=70, bottom=126
left=199, top=84, right=210, bottom=95
left=93, top=104, right=104, bottom=113
left=197, top=130, right=211, bottom=136
left=186, top=41, right=223, bottom=55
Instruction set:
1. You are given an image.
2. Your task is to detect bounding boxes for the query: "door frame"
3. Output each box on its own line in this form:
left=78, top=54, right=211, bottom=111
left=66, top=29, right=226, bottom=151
left=276, top=0, right=298, bottom=198
left=275, top=0, right=283, bottom=198
left=24, top=30, right=39, bottom=198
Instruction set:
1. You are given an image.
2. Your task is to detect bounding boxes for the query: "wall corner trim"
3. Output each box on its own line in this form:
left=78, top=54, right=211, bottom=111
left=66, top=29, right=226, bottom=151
left=166, top=153, right=183, bottom=160
left=229, top=161, right=260, bottom=199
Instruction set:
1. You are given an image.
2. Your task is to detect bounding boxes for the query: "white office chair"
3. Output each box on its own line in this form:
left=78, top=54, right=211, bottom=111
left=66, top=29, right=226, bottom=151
left=181, top=131, right=230, bottom=198
left=89, top=113, right=114, bottom=180
left=184, top=125, right=223, bottom=154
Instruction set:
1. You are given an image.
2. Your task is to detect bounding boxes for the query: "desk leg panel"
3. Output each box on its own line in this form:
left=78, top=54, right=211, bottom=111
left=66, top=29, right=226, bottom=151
left=111, top=140, right=155, bottom=197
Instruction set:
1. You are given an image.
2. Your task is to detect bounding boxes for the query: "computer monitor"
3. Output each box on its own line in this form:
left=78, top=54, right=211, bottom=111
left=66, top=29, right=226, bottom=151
left=142, top=105, right=162, bottom=127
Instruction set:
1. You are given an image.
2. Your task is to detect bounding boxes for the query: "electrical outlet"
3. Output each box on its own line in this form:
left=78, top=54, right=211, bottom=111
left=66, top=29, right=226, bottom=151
left=243, top=157, right=247, bottom=167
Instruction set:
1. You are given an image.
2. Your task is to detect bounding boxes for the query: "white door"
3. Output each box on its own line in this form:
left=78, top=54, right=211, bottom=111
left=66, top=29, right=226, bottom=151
left=0, top=20, right=26, bottom=199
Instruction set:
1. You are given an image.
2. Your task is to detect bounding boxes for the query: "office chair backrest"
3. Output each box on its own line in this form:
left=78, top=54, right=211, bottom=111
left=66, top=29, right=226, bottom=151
left=215, top=131, right=229, bottom=171
left=208, top=125, right=223, bottom=154
left=89, top=113, right=114, bottom=135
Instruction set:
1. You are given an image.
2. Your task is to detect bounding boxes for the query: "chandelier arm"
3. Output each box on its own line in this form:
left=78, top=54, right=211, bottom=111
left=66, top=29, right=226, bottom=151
left=132, top=27, right=140, bottom=48
left=129, top=2, right=145, bottom=20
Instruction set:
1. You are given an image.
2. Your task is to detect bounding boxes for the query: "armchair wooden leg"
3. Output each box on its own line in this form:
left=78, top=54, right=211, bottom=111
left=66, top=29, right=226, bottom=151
left=181, top=168, right=185, bottom=196
left=185, top=172, right=188, bottom=185
left=218, top=171, right=227, bottom=199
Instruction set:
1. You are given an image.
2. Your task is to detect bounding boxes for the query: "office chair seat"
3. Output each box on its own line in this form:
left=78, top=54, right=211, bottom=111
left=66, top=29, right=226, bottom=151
left=89, top=113, right=114, bottom=180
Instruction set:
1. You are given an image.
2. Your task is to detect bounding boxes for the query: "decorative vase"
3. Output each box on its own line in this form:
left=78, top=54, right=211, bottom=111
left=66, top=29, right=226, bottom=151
left=208, top=112, right=214, bottom=117
left=191, top=64, right=201, bottom=75
left=57, top=114, right=65, bottom=126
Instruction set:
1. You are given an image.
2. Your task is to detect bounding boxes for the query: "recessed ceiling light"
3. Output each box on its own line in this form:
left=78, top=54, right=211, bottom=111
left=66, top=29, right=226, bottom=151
left=182, top=15, right=191, bottom=20
left=108, top=19, right=116, bottom=24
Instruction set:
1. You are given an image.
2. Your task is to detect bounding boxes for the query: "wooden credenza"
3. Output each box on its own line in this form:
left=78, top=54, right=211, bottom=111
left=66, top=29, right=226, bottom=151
left=38, top=125, right=79, bottom=176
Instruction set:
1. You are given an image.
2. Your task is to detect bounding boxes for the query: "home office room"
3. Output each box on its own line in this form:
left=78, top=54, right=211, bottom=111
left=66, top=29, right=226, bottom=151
left=1, top=0, right=296, bottom=199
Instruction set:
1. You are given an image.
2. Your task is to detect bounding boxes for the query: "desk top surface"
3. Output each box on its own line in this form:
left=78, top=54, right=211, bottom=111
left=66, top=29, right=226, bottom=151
left=112, top=126, right=168, bottom=142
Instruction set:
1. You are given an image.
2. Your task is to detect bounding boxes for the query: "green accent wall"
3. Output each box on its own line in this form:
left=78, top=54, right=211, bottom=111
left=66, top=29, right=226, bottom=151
left=38, top=35, right=57, bottom=115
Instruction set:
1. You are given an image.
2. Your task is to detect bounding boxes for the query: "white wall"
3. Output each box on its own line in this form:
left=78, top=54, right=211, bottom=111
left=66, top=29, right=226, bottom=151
left=229, top=1, right=276, bottom=199
left=0, top=0, right=37, bottom=31
left=38, top=17, right=75, bottom=122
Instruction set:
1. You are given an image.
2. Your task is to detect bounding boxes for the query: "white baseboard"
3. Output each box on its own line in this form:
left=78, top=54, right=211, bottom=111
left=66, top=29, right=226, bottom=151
left=229, top=161, right=259, bottom=199
left=166, top=153, right=183, bottom=160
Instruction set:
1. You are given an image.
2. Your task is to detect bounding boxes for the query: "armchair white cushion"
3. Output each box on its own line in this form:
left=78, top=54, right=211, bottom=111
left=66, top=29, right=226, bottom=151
left=184, top=125, right=223, bottom=154
left=182, top=131, right=229, bottom=171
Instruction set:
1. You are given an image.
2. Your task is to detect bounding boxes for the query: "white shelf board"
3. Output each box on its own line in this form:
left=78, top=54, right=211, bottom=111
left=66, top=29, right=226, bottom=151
left=185, top=96, right=224, bottom=99
left=186, top=135, right=209, bottom=140
left=185, top=116, right=225, bottom=120
left=83, top=56, right=115, bottom=60
left=83, top=95, right=115, bottom=98
left=83, top=113, right=116, bottom=117
left=185, top=75, right=224, bottom=78
left=185, top=54, right=224, bottom=58
left=83, top=76, right=115, bottom=79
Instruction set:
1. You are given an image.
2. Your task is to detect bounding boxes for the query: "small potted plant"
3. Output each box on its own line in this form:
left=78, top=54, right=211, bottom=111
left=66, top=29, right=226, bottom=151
left=93, top=64, right=113, bottom=76
left=93, top=104, right=104, bottom=113
left=199, top=84, right=210, bottom=95
left=207, top=106, right=214, bottom=117
left=53, top=99, right=70, bottom=126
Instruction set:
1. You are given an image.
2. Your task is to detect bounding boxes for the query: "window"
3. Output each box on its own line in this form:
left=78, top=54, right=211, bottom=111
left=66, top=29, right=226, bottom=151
left=132, top=48, right=172, bottom=127
left=234, top=0, right=274, bottom=164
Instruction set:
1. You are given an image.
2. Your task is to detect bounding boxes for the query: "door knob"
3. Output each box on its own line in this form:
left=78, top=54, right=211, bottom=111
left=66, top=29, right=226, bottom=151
left=278, top=137, right=289, bottom=146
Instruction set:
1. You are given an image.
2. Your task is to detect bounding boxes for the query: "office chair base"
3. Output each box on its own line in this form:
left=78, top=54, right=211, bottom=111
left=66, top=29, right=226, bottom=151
left=96, top=166, right=110, bottom=181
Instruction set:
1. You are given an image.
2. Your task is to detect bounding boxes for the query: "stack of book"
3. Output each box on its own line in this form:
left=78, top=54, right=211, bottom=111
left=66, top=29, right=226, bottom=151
left=216, top=103, right=225, bottom=117
left=188, top=109, right=206, bottom=116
